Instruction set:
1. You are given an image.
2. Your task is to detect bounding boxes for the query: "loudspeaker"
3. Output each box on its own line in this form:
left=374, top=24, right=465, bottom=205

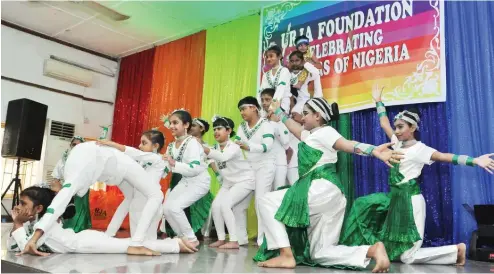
left=1, top=99, right=48, bottom=161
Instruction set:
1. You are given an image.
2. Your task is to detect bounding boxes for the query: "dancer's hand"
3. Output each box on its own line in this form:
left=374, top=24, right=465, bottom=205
left=474, top=153, right=494, bottom=174
left=162, top=155, right=176, bottom=167
left=372, top=83, right=384, bottom=102
left=12, top=206, right=33, bottom=226
left=16, top=239, right=49, bottom=257
left=270, top=99, right=281, bottom=112
left=372, top=142, right=404, bottom=168
left=235, top=141, right=250, bottom=151
left=50, top=179, right=62, bottom=193
left=96, top=139, right=114, bottom=146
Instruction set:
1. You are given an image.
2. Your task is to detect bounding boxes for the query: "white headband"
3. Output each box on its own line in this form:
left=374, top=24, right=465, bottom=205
left=211, top=115, right=231, bottom=129
left=193, top=118, right=205, bottom=129
left=307, top=99, right=332, bottom=122
left=394, top=111, right=420, bottom=130
left=238, top=104, right=260, bottom=111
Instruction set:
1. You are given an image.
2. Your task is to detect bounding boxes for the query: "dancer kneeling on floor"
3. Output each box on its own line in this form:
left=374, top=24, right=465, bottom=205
left=254, top=98, right=403, bottom=273
left=18, top=141, right=164, bottom=256
left=8, top=186, right=197, bottom=256
left=204, top=116, right=255, bottom=249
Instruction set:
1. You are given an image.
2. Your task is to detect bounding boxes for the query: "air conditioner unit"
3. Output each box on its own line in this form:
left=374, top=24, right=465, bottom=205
left=43, top=59, right=93, bottom=87
left=42, top=120, right=75, bottom=182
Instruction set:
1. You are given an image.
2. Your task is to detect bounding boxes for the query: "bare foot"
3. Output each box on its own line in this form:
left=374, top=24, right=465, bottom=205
left=257, top=254, right=296, bottom=269
left=189, top=240, right=200, bottom=248
left=369, top=242, right=390, bottom=273
left=127, top=246, right=160, bottom=256
left=177, top=238, right=197, bottom=253
left=209, top=240, right=225, bottom=248
left=456, top=243, right=466, bottom=266
left=218, top=241, right=239, bottom=249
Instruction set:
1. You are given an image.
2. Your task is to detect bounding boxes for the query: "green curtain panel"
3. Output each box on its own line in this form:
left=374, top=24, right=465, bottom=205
left=201, top=14, right=261, bottom=239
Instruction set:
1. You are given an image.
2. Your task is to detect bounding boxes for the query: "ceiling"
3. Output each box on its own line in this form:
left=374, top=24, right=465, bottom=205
left=1, top=1, right=275, bottom=58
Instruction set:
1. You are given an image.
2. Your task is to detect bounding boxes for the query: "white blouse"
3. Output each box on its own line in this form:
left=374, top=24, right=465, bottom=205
left=391, top=135, right=437, bottom=183
left=300, top=126, right=342, bottom=173
left=235, top=118, right=276, bottom=163
left=166, top=136, right=209, bottom=178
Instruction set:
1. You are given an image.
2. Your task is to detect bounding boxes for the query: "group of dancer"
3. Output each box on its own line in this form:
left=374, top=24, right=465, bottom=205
left=8, top=36, right=494, bottom=273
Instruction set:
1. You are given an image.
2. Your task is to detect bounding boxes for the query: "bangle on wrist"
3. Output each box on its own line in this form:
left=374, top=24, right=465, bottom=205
left=452, top=155, right=476, bottom=166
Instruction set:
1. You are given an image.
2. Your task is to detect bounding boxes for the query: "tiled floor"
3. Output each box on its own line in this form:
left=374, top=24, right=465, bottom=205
left=2, top=224, right=494, bottom=273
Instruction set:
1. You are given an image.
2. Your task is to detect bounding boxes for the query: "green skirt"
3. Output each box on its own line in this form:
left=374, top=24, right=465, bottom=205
left=165, top=173, right=213, bottom=237
left=339, top=182, right=422, bottom=261
left=62, top=191, right=92, bottom=233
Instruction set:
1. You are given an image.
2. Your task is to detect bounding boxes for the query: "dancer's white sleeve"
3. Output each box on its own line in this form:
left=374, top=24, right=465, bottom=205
left=7, top=225, right=29, bottom=251
left=207, top=144, right=241, bottom=162
left=275, top=122, right=290, bottom=150
left=273, top=69, right=291, bottom=101
left=172, top=140, right=206, bottom=177
left=258, top=72, right=269, bottom=104
left=304, top=62, right=322, bottom=98
left=247, top=123, right=275, bottom=153
left=35, top=185, right=78, bottom=233
left=124, top=146, right=159, bottom=162
left=51, top=159, right=64, bottom=180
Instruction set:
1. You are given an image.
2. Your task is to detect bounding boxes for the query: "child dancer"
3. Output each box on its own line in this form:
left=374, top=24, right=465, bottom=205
left=294, top=35, right=322, bottom=69
left=259, top=45, right=292, bottom=113
left=188, top=118, right=216, bottom=237
left=288, top=50, right=323, bottom=114
left=204, top=116, right=255, bottom=249
left=235, top=96, right=276, bottom=246
left=254, top=98, right=403, bottom=272
left=260, top=88, right=292, bottom=190
left=19, top=142, right=165, bottom=256
left=99, top=130, right=167, bottom=241
left=50, top=136, right=91, bottom=233
left=9, top=186, right=197, bottom=256
left=161, top=110, right=212, bottom=247
left=339, top=85, right=494, bottom=265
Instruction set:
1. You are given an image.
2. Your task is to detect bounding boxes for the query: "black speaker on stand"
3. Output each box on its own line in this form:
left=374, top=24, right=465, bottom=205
left=1, top=99, right=48, bottom=217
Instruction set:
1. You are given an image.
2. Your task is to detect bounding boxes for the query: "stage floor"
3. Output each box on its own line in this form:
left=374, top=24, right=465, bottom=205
left=2, top=225, right=493, bottom=273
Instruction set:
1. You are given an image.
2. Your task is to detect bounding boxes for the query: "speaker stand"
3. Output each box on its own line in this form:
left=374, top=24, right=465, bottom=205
left=1, top=158, right=22, bottom=218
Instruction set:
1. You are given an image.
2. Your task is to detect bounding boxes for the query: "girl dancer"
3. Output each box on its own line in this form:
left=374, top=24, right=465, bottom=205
left=188, top=117, right=216, bottom=238
left=339, top=85, right=494, bottom=265
left=260, top=88, right=292, bottom=190
left=205, top=116, right=255, bottom=249
left=254, top=98, right=403, bottom=272
left=99, top=130, right=167, bottom=241
left=288, top=50, right=323, bottom=115
left=51, top=136, right=91, bottom=233
left=18, top=141, right=165, bottom=256
left=8, top=186, right=197, bottom=256
left=235, top=96, right=276, bottom=246
left=259, top=45, right=292, bottom=113
left=161, top=110, right=212, bottom=247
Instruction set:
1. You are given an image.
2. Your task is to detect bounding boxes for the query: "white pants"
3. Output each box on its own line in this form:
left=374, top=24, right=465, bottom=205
left=251, top=160, right=276, bottom=245
left=212, top=182, right=253, bottom=241
left=46, top=229, right=179, bottom=254
left=162, top=176, right=210, bottom=241
left=400, top=195, right=458, bottom=264
left=106, top=181, right=161, bottom=240
left=232, top=192, right=253, bottom=245
left=286, top=167, right=299, bottom=186
left=273, top=165, right=288, bottom=190
left=259, top=179, right=371, bottom=268
left=40, top=145, right=164, bottom=247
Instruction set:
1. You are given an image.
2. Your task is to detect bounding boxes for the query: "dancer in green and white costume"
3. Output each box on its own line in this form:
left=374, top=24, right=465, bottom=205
left=254, top=97, right=403, bottom=273
left=51, top=136, right=91, bottom=233
left=339, top=85, right=494, bottom=266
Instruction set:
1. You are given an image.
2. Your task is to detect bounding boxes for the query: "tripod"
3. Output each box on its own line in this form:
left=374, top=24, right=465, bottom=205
left=1, top=158, right=22, bottom=219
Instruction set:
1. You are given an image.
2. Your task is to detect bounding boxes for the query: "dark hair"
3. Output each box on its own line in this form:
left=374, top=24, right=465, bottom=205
left=289, top=50, right=304, bottom=61
left=194, top=118, right=210, bottom=136
left=20, top=186, right=75, bottom=220
left=142, top=130, right=165, bottom=150
left=265, top=45, right=282, bottom=57
left=171, top=110, right=192, bottom=130
left=260, top=88, right=275, bottom=98
left=237, top=96, right=261, bottom=111
left=213, top=117, right=236, bottom=137
left=295, top=35, right=310, bottom=46
left=305, top=99, right=340, bottom=124
left=403, top=107, right=421, bottom=140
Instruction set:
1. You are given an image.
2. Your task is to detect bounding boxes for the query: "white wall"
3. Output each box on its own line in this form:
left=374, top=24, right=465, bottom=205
left=1, top=25, right=119, bottom=138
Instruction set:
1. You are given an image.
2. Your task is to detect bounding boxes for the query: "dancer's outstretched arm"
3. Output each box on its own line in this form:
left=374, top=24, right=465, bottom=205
left=431, top=152, right=494, bottom=174
left=372, top=84, right=394, bottom=139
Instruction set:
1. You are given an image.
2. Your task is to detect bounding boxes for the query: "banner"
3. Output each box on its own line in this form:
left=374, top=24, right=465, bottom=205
left=259, top=0, right=446, bottom=113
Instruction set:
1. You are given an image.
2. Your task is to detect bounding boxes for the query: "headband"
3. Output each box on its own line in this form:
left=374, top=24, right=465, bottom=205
left=193, top=118, right=205, bottom=129
left=307, top=98, right=333, bottom=123
left=160, top=108, right=187, bottom=129
left=212, top=115, right=231, bottom=129
left=296, top=38, right=310, bottom=46
left=71, top=136, right=85, bottom=143
left=238, top=104, right=260, bottom=111
left=394, top=111, right=420, bottom=130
